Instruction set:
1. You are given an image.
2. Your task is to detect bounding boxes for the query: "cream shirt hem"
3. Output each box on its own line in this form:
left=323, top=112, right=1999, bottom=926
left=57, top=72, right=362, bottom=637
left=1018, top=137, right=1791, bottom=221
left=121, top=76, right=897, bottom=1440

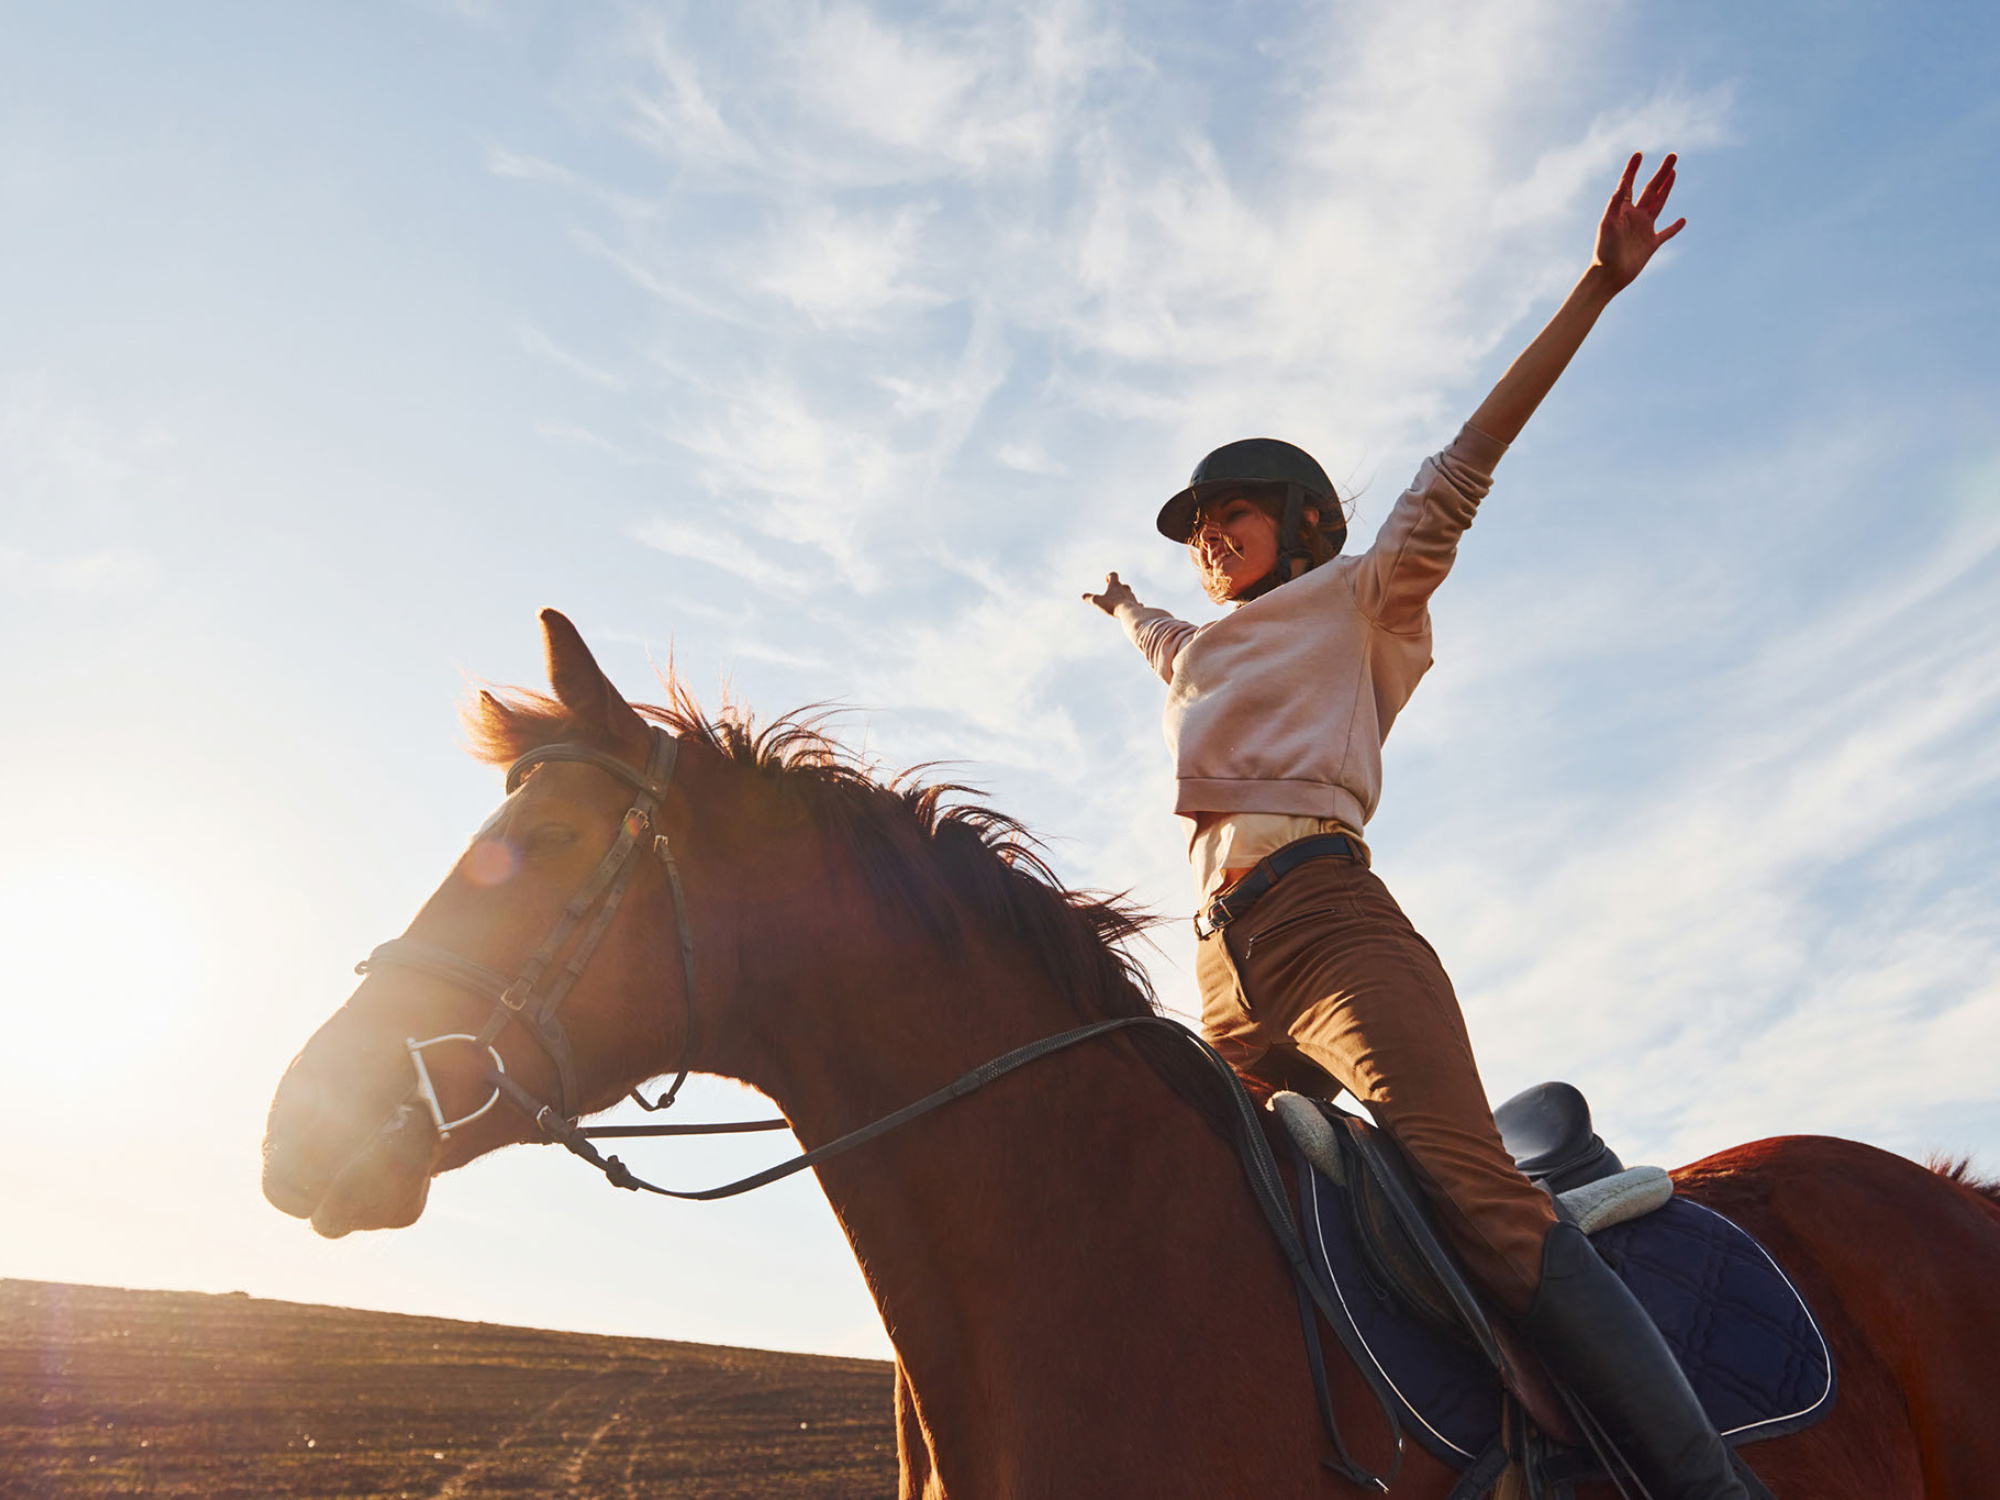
left=1187, top=813, right=1369, bottom=905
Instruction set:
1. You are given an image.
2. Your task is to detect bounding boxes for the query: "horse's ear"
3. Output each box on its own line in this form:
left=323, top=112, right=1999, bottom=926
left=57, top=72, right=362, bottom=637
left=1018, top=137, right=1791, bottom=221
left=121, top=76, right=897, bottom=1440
left=539, top=608, right=648, bottom=753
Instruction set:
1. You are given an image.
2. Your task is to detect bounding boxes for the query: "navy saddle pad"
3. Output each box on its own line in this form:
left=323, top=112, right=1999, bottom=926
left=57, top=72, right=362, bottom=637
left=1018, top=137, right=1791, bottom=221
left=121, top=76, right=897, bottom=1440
left=1293, top=1141, right=1836, bottom=1470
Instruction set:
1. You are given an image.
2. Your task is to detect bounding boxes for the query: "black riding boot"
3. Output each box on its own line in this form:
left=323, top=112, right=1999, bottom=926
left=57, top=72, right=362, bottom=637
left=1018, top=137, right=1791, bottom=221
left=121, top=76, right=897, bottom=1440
left=1521, top=1222, right=1757, bottom=1500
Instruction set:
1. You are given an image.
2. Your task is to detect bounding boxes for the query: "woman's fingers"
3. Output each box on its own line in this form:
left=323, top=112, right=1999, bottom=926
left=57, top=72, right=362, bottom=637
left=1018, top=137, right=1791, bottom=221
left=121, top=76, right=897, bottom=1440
left=1614, top=151, right=1642, bottom=203
left=1638, top=153, right=1678, bottom=214
left=1655, top=217, right=1687, bottom=245
left=1083, top=571, right=1132, bottom=610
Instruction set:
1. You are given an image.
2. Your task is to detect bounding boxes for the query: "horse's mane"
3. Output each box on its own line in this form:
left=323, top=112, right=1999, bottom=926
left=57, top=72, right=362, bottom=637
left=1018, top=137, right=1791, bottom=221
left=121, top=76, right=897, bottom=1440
left=464, top=680, right=1163, bottom=1033
left=1927, top=1153, right=2000, bottom=1214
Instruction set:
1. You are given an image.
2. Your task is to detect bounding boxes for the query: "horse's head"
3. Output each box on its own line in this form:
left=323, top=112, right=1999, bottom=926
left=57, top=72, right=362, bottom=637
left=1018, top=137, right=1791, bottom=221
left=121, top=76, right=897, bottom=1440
left=261, top=609, right=777, bottom=1238
left=265, top=607, right=1175, bottom=1243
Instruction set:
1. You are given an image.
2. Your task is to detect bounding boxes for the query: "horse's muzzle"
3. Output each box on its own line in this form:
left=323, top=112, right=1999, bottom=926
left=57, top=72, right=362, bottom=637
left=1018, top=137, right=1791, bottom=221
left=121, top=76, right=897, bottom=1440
left=262, top=1050, right=439, bottom=1237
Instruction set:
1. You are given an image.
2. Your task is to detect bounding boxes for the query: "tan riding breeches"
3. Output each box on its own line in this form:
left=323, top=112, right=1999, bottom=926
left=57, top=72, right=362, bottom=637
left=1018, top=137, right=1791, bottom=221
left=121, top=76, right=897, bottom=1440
left=1195, top=855, right=1559, bottom=1317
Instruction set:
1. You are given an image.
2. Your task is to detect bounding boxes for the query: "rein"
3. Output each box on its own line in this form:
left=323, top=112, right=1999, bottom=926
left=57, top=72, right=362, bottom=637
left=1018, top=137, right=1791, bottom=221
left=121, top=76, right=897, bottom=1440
left=356, top=726, right=1406, bottom=1490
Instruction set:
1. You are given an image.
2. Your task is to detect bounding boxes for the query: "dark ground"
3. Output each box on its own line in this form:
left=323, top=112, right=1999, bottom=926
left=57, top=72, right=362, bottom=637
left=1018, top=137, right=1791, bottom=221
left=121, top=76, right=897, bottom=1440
left=0, top=1279, right=898, bottom=1498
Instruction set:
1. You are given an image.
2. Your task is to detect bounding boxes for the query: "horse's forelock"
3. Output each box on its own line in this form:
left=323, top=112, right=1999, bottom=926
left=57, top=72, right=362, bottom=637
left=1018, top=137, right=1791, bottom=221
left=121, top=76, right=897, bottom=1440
left=463, top=687, right=576, bottom=767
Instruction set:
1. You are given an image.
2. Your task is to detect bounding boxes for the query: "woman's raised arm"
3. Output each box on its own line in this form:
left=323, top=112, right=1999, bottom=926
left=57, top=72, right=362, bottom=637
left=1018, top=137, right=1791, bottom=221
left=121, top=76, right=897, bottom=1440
left=1468, top=152, right=1686, bottom=446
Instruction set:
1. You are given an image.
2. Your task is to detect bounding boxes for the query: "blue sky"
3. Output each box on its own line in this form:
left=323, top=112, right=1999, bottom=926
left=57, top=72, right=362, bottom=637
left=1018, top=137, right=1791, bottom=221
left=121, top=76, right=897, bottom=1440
left=3, top=1, right=1996, bottom=1360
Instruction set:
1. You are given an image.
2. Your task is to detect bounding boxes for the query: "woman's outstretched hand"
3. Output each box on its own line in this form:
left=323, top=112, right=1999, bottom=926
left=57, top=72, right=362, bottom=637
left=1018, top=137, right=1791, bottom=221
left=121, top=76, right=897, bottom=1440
left=1467, top=150, right=1688, bottom=444
left=1082, top=571, right=1138, bottom=615
left=1594, top=151, right=1686, bottom=291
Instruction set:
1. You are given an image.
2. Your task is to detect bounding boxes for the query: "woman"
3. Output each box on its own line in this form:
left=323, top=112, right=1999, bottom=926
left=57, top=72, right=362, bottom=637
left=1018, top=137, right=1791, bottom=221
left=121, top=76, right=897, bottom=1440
left=1085, top=154, right=1758, bottom=1500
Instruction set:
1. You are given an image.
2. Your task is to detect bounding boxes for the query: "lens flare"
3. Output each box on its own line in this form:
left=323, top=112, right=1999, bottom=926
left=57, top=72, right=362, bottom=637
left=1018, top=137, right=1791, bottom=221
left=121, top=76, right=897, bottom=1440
left=462, top=839, right=520, bottom=887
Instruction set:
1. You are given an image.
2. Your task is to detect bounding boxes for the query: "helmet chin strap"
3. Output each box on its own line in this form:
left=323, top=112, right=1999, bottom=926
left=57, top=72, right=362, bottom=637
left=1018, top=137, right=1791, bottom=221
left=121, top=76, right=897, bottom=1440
left=1235, top=482, right=1312, bottom=602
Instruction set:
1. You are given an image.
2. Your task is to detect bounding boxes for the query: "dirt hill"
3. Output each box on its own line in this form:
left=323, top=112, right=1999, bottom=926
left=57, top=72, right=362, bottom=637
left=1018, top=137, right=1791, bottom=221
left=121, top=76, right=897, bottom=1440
left=0, top=1279, right=898, bottom=1498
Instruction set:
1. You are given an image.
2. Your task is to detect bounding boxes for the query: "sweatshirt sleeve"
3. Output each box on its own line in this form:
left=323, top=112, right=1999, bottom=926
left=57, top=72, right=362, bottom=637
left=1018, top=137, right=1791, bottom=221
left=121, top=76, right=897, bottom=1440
left=1114, top=601, right=1198, bottom=684
left=1352, top=422, right=1507, bottom=632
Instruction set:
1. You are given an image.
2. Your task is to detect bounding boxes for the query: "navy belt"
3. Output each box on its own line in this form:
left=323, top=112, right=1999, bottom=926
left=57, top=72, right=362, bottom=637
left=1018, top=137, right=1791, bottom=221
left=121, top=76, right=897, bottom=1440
left=1196, top=832, right=1366, bottom=939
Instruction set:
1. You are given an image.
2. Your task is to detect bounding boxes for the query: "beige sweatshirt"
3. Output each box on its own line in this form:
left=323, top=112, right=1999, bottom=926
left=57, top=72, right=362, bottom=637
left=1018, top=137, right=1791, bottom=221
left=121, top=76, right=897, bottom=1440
left=1116, top=422, right=1506, bottom=838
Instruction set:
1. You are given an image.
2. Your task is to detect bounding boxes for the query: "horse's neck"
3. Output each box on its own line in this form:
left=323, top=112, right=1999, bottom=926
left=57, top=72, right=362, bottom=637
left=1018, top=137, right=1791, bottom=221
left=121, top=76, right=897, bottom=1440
left=733, top=902, right=1331, bottom=1492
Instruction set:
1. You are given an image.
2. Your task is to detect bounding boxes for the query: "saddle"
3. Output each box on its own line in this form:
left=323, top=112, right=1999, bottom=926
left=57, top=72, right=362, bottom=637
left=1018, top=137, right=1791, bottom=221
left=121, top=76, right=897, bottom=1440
left=1271, top=1082, right=1833, bottom=1499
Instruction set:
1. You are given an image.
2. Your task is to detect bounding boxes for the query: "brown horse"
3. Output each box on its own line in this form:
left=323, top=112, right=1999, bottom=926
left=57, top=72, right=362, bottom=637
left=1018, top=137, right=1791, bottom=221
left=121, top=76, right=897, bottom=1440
left=264, top=610, right=2000, bottom=1498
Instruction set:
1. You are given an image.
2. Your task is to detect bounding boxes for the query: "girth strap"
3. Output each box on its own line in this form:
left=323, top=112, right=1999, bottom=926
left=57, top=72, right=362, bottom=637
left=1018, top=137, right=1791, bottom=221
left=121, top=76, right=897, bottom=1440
left=1446, top=1438, right=1512, bottom=1500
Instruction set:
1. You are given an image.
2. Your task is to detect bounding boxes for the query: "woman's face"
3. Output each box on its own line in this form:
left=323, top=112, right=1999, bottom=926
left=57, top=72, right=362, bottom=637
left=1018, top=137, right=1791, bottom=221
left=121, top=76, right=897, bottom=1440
left=1190, top=494, right=1280, bottom=602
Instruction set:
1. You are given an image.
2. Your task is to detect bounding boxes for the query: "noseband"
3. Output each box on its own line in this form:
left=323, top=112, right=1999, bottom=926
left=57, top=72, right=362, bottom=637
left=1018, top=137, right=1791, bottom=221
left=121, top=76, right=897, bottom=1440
left=357, top=725, right=733, bottom=1143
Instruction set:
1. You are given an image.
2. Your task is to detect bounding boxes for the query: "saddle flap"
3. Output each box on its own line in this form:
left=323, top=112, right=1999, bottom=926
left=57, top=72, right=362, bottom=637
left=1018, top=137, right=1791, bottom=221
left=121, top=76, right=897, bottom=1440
left=1272, top=1096, right=1510, bottom=1366
left=1271, top=1094, right=1636, bottom=1455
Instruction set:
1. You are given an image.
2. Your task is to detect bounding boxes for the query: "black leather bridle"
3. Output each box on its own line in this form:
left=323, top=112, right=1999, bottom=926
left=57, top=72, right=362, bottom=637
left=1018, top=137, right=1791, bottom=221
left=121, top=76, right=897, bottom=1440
left=356, top=726, right=768, bottom=1151
left=349, top=722, right=1409, bottom=1487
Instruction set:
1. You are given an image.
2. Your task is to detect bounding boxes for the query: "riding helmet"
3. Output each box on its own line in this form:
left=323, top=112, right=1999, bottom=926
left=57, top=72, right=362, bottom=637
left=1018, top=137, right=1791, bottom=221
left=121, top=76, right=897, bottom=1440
left=1157, top=437, right=1347, bottom=595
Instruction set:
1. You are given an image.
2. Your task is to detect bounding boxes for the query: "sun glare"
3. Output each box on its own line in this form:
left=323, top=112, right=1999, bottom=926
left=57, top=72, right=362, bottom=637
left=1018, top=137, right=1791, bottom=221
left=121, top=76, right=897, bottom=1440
left=0, top=863, right=199, bottom=1078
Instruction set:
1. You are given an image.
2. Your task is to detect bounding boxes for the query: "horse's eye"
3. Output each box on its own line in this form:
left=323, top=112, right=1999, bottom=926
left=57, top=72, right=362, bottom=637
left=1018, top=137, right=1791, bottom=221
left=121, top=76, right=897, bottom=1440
left=524, top=826, right=580, bottom=859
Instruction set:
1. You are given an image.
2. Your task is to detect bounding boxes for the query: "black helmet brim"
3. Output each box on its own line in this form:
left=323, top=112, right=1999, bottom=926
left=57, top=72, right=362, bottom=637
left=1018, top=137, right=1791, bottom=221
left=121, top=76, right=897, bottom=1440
left=1156, top=484, right=1204, bottom=543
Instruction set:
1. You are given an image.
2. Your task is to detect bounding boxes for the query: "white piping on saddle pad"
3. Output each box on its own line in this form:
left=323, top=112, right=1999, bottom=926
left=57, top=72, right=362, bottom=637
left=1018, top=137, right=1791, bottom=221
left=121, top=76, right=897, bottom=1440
left=1267, top=1092, right=1674, bottom=1234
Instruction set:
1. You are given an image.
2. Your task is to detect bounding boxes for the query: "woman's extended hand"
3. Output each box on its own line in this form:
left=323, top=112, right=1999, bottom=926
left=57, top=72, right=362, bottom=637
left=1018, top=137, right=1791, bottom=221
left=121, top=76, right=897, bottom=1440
left=1082, top=571, right=1139, bottom=615
left=1468, top=150, right=1688, bottom=444
left=1594, top=151, right=1686, bottom=292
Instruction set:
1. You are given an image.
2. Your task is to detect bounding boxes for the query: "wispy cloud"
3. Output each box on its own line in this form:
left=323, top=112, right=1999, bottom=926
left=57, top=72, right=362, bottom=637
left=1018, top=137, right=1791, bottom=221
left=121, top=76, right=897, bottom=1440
left=991, top=440, right=1067, bottom=477
left=516, top=323, right=625, bottom=389
left=618, top=12, right=760, bottom=172
left=533, top=419, right=663, bottom=465
left=648, top=370, right=913, bottom=588
left=482, top=146, right=660, bottom=220
left=630, top=514, right=814, bottom=593
left=755, top=203, right=945, bottom=329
